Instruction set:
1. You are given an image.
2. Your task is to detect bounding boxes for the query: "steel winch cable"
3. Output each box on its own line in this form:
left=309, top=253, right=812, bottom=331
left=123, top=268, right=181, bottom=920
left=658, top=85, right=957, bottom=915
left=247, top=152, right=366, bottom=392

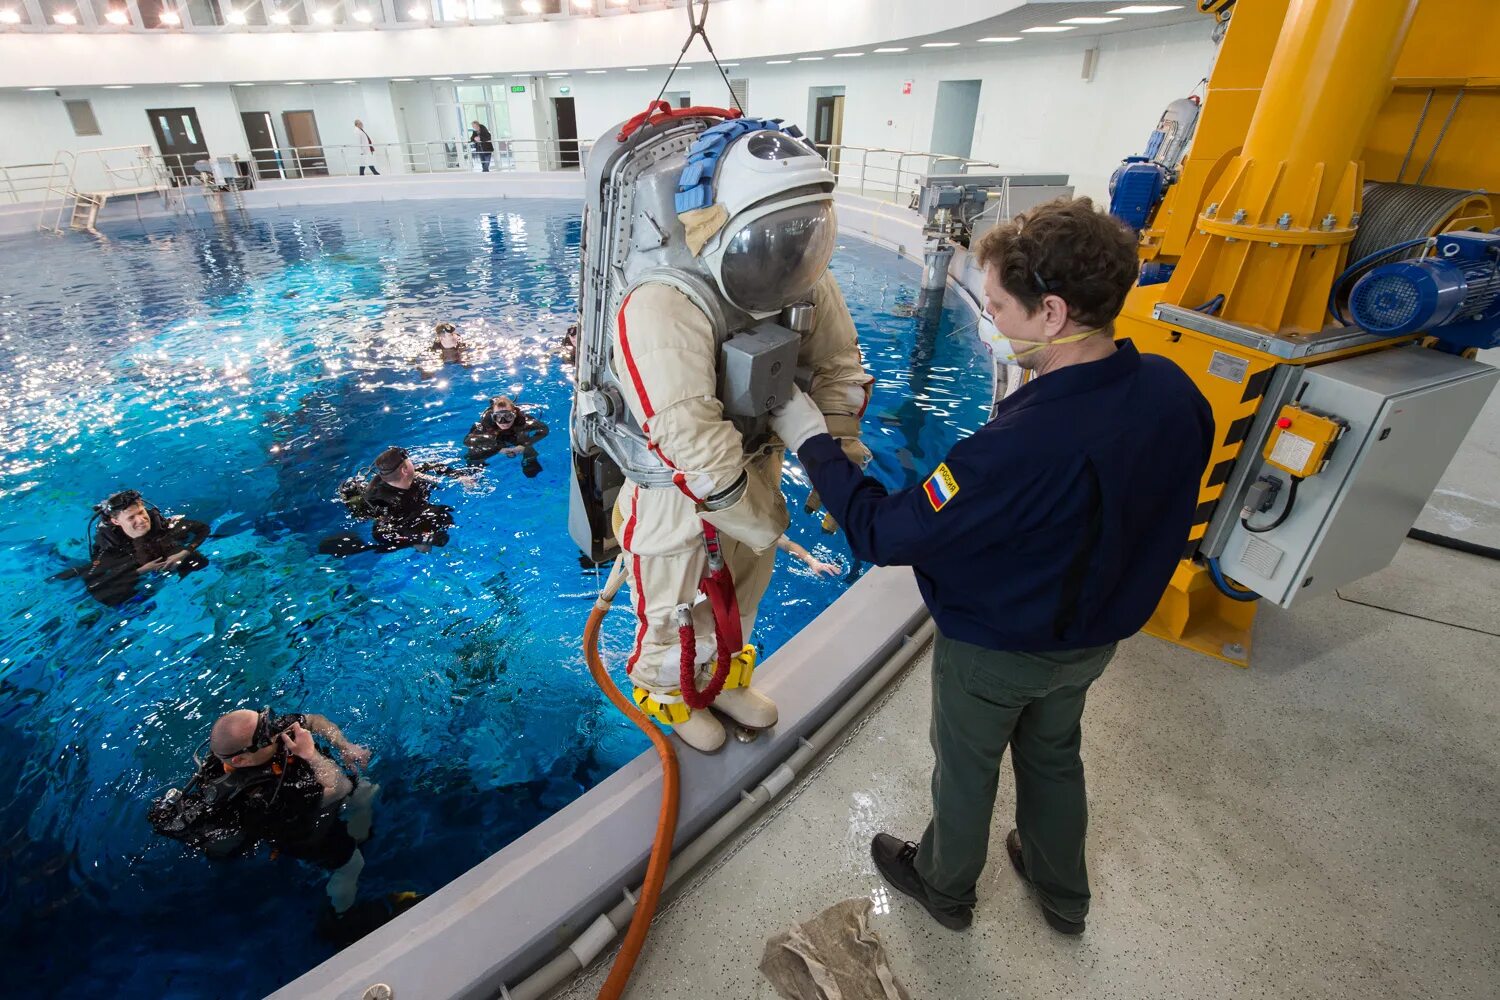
left=652, top=0, right=744, bottom=117
left=1348, top=182, right=1486, bottom=264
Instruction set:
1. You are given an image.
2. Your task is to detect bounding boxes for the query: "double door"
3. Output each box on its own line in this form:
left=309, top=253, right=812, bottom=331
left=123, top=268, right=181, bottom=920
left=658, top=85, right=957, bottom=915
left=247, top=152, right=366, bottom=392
left=147, top=107, right=209, bottom=185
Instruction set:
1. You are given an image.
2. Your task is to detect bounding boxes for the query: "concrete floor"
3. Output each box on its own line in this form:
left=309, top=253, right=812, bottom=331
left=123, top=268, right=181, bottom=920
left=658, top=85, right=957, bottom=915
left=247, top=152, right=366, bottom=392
left=562, top=353, right=1500, bottom=1000
left=565, top=564, right=1498, bottom=1000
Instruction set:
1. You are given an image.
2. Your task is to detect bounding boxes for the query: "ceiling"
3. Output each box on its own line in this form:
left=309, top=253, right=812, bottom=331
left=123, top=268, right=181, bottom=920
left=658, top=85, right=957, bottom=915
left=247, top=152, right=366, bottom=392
left=0, top=0, right=1203, bottom=40
left=0, top=0, right=711, bottom=32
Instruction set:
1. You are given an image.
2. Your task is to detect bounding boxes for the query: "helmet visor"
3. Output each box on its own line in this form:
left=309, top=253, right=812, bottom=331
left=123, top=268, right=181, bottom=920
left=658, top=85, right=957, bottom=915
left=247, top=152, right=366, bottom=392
left=718, top=201, right=836, bottom=314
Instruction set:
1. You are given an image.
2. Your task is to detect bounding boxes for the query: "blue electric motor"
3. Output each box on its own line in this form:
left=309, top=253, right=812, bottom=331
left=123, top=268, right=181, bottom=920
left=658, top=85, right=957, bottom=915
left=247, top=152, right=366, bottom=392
left=1108, top=157, right=1169, bottom=233
left=1349, top=231, right=1500, bottom=351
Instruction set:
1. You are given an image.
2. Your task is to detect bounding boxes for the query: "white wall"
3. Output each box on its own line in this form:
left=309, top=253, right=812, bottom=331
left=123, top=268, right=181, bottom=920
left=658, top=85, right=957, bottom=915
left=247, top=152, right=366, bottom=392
left=1, top=19, right=1217, bottom=201
left=0, top=0, right=1030, bottom=88
left=541, top=18, right=1218, bottom=201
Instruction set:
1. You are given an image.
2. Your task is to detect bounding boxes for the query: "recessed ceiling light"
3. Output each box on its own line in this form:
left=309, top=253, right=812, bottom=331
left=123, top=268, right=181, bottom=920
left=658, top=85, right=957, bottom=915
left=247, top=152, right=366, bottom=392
left=720, top=62, right=737, bottom=67
left=352, top=9, right=371, bottom=22
left=407, top=5, right=427, bottom=17
left=608, top=0, right=628, bottom=6
left=767, top=59, right=790, bottom=65
left=269, top=11, right=290, bottom=23
left=920, top=42, right=958, bottom=48
left=1022, top=26, right=1076, bottom=33
left=511, top=72, right=531, bottom=76
left=1109, top=4, right=1183, bottom=12
left=833, top=52, right=863, bottom=58
left=53, top=11, right=77, bottom=24
left=1061, top=16, right=1123, bottom=24
left=103, top=84, right=132, bottom=89
left=625, top=67, right=647, bottom=72
left=26, top=86, right=53, bottom=91
left=431, top=75, right=453, bottom=80
left=585, top=69, right=606, bottom=74
left=234, top=82, right=256, bottom=86
left=105, top=8, right=129, bottom=24
left=873, top=47, right=907, bottom=53
left=0, top=10, right=21, bottom=25
left=284, top=81, right=306, bottom=85
left=334, top=79, right=355, bottom=84
left=470, top=75, right=492, bottom=79
left=180, top=83, right=203, bottom=88
left=572, top=0, right=592, bottom=9
left=797, top=56, right=823, bottom=61
left=225, top=9, right=246, bottom=23
left=521, top=0, right=541, bottom=13
left=979, top=36, right=1021, bottom=42
left=547, top=71, right=568, bottom=76
left=312, top=8, right=333, bottom=23
left=158, top=9, right=179, bottom=24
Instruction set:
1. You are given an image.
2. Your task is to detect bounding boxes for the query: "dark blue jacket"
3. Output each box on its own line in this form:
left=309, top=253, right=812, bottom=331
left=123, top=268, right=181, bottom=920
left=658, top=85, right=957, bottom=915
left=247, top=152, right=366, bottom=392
left=800, top=340, right=1213, bottom=651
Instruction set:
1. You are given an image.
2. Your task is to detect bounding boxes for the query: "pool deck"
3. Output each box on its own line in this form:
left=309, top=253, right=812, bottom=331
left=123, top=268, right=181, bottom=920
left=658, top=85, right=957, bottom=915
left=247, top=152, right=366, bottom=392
left=560, top=355, right=1500, bottom=1000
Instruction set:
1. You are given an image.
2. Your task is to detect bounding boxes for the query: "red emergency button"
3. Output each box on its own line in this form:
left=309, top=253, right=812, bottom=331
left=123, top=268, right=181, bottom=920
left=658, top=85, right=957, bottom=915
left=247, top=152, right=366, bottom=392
left=1277, top=417, right=1293, bottom=429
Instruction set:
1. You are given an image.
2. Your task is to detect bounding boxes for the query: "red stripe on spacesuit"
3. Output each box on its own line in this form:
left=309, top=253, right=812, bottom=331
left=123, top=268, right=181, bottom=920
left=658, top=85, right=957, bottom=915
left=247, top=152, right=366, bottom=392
left=623, top=489, right=647, bottom=675
left=615, top=292, right=655, bottom=420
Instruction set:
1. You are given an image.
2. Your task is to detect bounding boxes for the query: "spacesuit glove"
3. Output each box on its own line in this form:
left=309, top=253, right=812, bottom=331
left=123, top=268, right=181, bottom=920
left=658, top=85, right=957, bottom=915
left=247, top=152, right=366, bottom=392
left=769, top=387, right=829, bottom=453
left=699, top=469, right=789, bottom=553
left=825, top=414, right=872, bottom=469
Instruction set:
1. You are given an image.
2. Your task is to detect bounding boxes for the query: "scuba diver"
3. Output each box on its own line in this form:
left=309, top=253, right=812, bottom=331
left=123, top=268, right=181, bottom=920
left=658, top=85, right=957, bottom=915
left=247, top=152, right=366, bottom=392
left=430, top=321, right=468, bottom=365
left=321, top=446, right=470, bottom=556
left=59, top=490, right=211, bottom=606
left=465, top=395, right=549, bottom=477
left=148, top=707, right=391, bottom=928
left=568, top=106, right=873, bottom=752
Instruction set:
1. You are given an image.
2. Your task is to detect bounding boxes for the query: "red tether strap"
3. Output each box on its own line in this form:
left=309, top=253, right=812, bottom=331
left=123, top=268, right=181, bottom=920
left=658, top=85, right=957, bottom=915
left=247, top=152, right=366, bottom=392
left=616, top=100, right=743, bottom=142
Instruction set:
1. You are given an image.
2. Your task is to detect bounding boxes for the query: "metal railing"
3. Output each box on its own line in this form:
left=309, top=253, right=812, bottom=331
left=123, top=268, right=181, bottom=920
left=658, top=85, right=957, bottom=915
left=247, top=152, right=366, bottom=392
left=813, top=144, right=1011, bottom=205
left=240, top=138, right=595, bottom=180
left=1, top=138, right=595, bottom=206
left=5, top=138, right=1010, bottom=213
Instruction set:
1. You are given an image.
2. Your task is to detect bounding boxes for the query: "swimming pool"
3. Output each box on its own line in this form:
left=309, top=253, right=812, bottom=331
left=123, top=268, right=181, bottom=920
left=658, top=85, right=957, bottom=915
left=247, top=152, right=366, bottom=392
left=0, top=198, right=991, bottom=998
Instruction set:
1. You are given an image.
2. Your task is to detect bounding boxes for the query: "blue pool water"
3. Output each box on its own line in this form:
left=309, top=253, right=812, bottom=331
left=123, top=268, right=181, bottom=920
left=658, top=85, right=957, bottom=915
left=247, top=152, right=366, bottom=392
left=0, top=198, right=991, bottom=998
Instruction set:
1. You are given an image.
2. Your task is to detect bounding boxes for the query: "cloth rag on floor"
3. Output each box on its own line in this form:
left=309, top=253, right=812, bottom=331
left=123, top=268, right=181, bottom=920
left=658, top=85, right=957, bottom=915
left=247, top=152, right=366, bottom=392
left=758, top=897, right=911, bottom=1000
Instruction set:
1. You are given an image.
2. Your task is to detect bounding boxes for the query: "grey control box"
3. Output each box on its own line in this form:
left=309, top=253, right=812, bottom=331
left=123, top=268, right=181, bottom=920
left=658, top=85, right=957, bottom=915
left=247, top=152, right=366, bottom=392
left=1217, top=346, right=1498, bottom=607
left=719, top=321, right=800, bottom=418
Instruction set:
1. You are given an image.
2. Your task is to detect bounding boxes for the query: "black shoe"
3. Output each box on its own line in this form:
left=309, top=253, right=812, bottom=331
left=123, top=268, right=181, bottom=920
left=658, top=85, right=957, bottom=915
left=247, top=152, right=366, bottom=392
left=1005, top=829, right=1085, bottom=936
left=870, top=833, right=972, bottom=931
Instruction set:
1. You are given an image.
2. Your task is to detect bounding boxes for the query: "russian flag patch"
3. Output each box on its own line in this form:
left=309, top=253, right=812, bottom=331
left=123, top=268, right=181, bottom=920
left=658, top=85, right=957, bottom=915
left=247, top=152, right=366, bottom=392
left=923, top=463, right=960, bottom=512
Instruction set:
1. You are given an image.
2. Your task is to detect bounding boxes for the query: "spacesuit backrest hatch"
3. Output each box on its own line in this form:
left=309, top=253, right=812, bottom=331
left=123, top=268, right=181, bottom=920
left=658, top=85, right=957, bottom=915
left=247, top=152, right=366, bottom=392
left=568, top=111, right=839, bottom=563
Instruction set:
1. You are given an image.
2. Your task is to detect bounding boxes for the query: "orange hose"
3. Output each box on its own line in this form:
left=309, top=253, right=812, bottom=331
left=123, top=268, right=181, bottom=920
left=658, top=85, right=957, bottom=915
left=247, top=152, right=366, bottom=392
left=585, top=594, right=680, bottom=1000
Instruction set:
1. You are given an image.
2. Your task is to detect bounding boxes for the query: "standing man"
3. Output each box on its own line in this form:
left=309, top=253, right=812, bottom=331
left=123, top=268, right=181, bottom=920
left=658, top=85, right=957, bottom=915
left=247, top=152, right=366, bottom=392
left=771, top=197, right=1213, bottom=935
left=354, top=119, right=379, bottom=176
left=469, top=120, right=495, bottom=172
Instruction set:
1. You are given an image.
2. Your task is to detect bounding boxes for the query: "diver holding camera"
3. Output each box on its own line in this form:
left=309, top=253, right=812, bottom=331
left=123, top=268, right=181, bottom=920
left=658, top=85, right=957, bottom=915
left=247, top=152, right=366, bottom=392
left=149, top=708, right=379, bottom=917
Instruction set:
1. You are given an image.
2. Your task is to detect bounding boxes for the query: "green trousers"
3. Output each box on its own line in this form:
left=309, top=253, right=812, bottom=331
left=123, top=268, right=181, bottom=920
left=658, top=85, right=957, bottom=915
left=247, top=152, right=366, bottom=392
left=914, top=631, right=1116, bottom=922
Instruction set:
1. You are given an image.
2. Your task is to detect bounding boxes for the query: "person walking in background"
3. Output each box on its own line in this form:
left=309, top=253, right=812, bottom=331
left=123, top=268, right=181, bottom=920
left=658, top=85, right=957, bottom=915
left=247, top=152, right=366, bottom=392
left=469, top=121, right=495, bottom=173
left=354, top=119, right=380, bottom=176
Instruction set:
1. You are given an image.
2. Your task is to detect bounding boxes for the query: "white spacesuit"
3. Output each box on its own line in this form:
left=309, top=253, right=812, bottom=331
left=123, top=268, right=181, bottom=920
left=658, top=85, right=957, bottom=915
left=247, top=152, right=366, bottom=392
left=570, top=108, right=871, bottom=752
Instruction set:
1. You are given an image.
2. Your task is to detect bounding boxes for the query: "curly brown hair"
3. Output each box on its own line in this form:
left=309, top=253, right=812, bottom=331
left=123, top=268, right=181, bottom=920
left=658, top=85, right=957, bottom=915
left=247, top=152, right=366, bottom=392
left=973, top=197, right=1139, bottom=331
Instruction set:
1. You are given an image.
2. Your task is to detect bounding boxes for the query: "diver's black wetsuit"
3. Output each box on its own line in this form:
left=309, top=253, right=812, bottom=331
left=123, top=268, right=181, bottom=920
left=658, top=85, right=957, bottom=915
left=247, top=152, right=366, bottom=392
left=361, top=465, right=458, bottom=551
left=85, top=512, right=210, bottom=606
left=464, top=409, right=549, bottom=475
left=151, top=712, right=358, bottom=869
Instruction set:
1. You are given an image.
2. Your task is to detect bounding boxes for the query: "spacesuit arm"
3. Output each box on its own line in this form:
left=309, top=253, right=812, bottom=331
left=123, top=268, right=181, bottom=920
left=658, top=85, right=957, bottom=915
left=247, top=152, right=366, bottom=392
left=615, top=283, right=786, bottom=551
left=799, top=272, right=873, bottom=465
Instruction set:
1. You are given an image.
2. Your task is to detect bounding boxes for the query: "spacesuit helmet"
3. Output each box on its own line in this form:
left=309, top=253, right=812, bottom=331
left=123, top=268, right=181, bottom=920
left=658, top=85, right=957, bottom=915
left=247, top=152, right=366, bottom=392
left=684, top=126, right=838, bottom=316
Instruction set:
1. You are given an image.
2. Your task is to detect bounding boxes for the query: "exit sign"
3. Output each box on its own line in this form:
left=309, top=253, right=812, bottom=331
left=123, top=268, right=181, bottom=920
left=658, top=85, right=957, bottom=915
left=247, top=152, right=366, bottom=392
left=510, top=85, right=527, bottom=93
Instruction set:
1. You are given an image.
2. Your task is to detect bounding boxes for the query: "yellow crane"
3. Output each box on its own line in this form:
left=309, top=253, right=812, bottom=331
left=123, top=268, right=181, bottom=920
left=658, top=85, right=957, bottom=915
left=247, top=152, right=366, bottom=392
left=1112, top=0, right=1500, bottom=665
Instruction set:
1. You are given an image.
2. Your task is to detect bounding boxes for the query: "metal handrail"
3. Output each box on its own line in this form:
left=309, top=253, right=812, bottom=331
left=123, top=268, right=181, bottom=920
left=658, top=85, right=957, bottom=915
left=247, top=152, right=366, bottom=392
left=812, top=143, right=1007, bottom=204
